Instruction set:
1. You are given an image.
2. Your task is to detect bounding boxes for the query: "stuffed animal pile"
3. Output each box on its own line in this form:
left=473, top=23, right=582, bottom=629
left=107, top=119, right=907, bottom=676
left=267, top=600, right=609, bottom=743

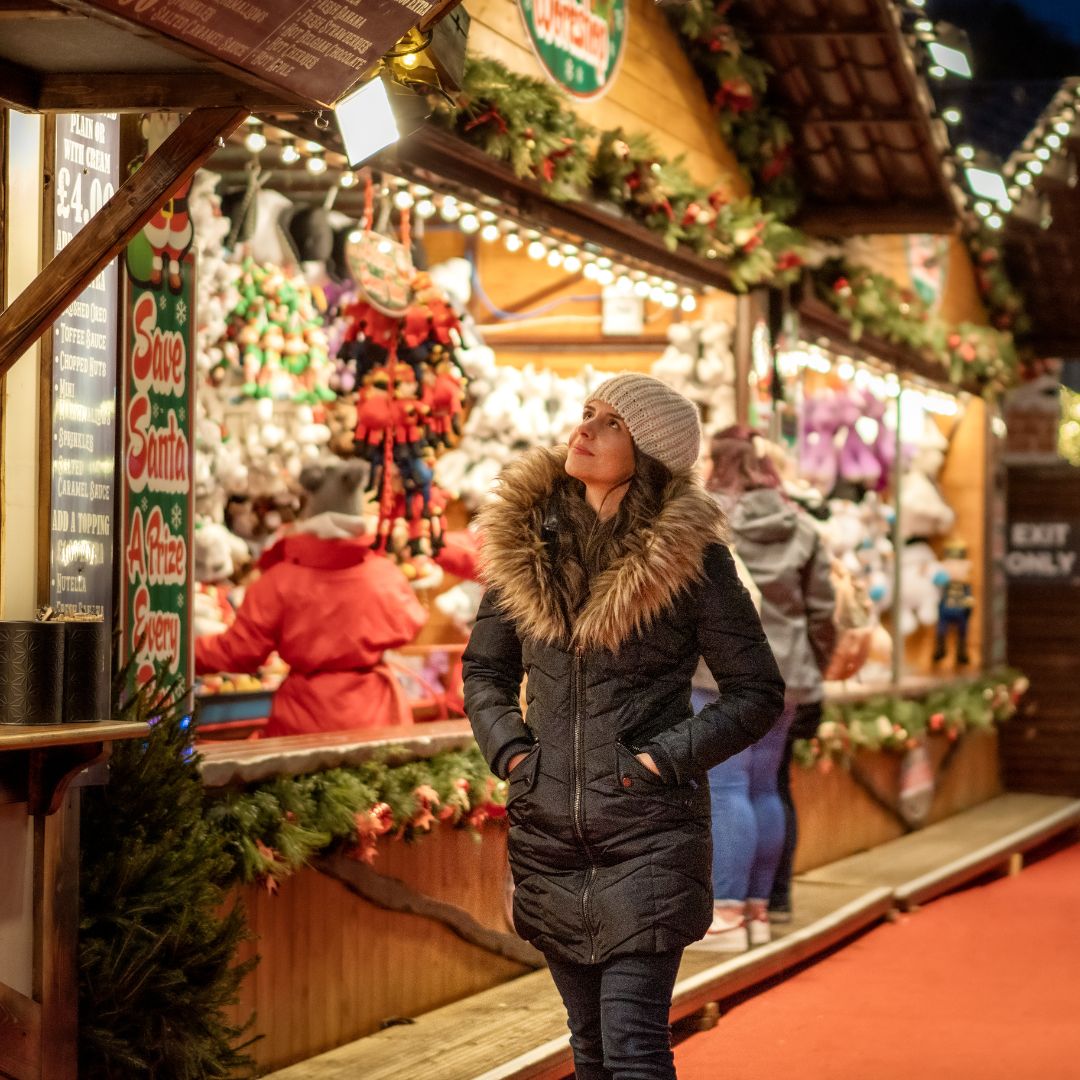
left=651, top=320, right=737, bottom=428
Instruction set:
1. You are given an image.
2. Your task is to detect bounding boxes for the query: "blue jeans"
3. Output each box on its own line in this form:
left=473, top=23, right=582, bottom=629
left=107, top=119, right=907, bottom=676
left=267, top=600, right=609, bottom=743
left=545, top=949, right=683, bottom=1080
left=692, top=689, right=796, bottom=902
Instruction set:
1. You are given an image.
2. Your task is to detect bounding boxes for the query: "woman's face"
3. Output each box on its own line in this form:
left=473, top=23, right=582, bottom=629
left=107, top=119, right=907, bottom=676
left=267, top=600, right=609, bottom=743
left=566, top=400, right=636, bottom=489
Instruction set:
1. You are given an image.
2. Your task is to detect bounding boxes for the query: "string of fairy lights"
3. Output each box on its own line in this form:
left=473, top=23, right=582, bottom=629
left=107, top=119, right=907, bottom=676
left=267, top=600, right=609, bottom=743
left=235, top=116, right=704, bottom=313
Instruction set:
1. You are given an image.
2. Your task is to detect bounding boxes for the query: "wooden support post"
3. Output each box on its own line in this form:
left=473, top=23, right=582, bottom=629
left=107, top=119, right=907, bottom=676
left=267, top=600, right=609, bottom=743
left=734, top=292, right=753, bottom=426
left=0, top=106, right=245, bottom=371
left=1007, top=852, right=1024, bottom=877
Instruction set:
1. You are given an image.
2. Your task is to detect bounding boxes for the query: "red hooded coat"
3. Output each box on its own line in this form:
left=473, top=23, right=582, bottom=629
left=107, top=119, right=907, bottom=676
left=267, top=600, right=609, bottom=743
left=195, top=530, right=427, bottom=736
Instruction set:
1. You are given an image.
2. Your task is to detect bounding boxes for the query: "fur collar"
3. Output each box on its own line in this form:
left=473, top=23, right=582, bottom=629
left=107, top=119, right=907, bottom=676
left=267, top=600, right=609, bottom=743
left=476, top=446, right=726, bottom=653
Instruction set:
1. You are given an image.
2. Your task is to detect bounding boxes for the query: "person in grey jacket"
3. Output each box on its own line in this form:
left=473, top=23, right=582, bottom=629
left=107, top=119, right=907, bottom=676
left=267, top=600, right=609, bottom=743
left=692, top=435, right=836, bottom=951
left=463, top=376, right=784, bottom=1080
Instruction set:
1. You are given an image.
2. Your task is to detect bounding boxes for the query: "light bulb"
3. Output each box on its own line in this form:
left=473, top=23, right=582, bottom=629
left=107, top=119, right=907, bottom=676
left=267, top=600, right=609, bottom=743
left=393, top=188, right=415, bottom=210
left=974, top=200, right=992, bottom=217
left=957, top=144, right=975, bottom=160
left=505, top=232, right=523, bottom=253
left=415, top=198, right=436, bottom=219
left=459, top=213, right=480, bottom=234
left=929, top=65, right=947, bottom=79
left=339, top=171, right=357, bottom=188
left=943, top=107, right=962, bottom=125
left=1046, top=133, right=1062, bottom=149
left=1016, top=170, right=1032, bottom=186
left=597, top=268, right=615, bottom=286
left=440, top=197, right=461, bottom=222
left=583, top=262, right=600, bottom=280
left=680, top=293, right=697, bottom=313
left=1030, top=159, right=1044, bottom=175
left=616, top=275, right=633, bottom=293
left=280, top=139, right=300, bottom=165
left=480, top=223, right=500, bottom=242
left=1036, top=146, right=1052, bottom=160
left=527, top=240, right=546, bottom=260
left=649, top=286, right=666, bottom=303
left=987, top=214, right=1003, bottom=230
left=547, top=248, right=563, bottom=268
left=244, top=120, right=267, bottom=154
left=479, top=210, right=498, bottom=224
left=306, top=152, right=327, bottom=175
left=1055, top=120, right=1072, bottom=136
left=661, top=291, right=679, bottom=309
left=564, top=255, right=582, bottom=273
left=597, top=256, right=612, bottom=269
left=401, top=51, right=419, bottom=69
left=837, top=362, right=855, bottom=381
left=633, top=280, right=651, bottom=298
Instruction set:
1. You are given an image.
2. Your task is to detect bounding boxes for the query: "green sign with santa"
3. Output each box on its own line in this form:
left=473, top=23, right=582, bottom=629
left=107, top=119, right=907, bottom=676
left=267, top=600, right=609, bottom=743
left=519, top=0, right=627, bottom=100
left=120, top=184, right=195, bottom=691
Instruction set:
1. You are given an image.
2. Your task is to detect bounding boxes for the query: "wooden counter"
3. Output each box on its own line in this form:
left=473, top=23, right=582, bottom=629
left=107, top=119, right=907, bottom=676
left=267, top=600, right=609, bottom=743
left=0, top=720, right=147, bottom=1080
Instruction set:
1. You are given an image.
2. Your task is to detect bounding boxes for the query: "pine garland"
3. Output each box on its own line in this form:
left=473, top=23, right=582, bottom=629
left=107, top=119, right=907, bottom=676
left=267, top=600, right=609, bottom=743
left=207, top=745, right=507, bottom=889
left=664, top=0, right=800, bottom=219
left=436, top=56, right=595, bottom=200
left=817, top=259, right=1021, bottom=394
left=793, top=669, right=1028, bottom=770
left=79, top=674, right=256, bottom=1079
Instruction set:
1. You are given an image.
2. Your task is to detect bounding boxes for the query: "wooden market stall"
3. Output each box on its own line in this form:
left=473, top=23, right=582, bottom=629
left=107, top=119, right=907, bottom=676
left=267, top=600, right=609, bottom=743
left=0, top=3, right=465, bottom=1078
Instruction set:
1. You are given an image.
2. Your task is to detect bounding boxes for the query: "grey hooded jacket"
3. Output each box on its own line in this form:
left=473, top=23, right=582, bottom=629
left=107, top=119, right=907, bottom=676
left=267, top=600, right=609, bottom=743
left=718, top=488, right=836, bottom=704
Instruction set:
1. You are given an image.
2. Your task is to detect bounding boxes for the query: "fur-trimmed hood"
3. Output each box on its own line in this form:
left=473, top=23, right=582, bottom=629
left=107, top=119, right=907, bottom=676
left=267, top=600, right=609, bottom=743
left=476, top=446, right=727, bottom=653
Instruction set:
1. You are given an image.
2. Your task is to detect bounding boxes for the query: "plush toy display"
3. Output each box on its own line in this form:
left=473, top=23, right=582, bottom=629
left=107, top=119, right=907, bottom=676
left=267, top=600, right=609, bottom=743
left=799, top=388, right=895, bottom=498
left=899, top=414, right=955, bottom=541
left=933, top=539, right=975, bottom=667
left=196, top=459, right=429, bottom=735
left=651, top=320, right=736, bottom=427
left=193, top=523, right=250, bottom=639
left=898, top=541, right=949, bottom=639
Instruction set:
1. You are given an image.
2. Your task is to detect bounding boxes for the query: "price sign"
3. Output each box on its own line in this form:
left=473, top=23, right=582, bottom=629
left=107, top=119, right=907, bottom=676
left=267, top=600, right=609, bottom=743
left=49, top=114, right=120, bottom=649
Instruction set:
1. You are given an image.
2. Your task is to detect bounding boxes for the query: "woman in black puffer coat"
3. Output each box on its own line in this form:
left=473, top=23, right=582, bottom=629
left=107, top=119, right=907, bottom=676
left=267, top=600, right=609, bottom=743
left=463, top=375, right=784, bottom=1080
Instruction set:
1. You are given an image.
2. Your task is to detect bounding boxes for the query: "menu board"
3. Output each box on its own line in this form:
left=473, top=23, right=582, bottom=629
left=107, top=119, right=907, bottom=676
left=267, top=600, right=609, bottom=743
left=85, top=0, right=434, bottom=106
left=120, top=204, right=196, bottom=691
left=49, top=113, right=120, bottom=626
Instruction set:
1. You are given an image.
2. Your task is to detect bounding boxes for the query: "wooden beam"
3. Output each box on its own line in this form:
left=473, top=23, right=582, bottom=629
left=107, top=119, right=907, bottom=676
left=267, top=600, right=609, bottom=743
left=796, top=202, right=958, bottom=236
left=0, top=60, right=40, bottom=112
left=37, top=72, right=302, bottom=114
left=0, top=107, right=245, bottom=373
left=0, top=0, right=68, bottom=15
left=0, top=981, right=41, bottom=1080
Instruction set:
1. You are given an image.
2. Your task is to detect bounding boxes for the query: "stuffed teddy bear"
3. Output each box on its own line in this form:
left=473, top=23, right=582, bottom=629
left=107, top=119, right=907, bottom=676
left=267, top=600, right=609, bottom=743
left=196, top=458, right=428, bottom=736
left=193, top=522, right=249, bottom=638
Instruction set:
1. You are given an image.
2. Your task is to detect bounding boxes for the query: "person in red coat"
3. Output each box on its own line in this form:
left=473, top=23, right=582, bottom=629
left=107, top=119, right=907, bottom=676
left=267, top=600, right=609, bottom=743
left=195, top=460, right=427, bottom=737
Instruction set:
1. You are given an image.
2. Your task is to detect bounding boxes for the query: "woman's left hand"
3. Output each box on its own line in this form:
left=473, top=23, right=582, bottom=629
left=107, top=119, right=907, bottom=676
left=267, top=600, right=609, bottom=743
left=635, top=752, right=660, bottom=776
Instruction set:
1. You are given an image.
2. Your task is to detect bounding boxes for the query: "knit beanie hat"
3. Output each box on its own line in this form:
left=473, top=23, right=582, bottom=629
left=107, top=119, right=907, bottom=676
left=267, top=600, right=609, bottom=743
left=588, top=374, right=702, bottom=475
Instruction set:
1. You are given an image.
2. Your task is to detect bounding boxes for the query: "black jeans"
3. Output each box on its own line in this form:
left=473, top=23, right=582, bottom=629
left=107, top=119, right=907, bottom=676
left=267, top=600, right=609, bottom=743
left=546, top=949, right=683, bottom=1080
left=770, top=700, right=823, bottom=910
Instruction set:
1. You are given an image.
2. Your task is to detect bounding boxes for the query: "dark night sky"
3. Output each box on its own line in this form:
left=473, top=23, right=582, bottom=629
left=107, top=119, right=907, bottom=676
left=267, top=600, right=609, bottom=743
left=1013, top=0, right=1080, bottom=41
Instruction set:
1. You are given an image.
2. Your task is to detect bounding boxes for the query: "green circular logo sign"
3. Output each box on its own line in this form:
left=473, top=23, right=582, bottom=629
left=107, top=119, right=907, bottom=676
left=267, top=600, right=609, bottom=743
left=519, top=0, right=628, bottom=101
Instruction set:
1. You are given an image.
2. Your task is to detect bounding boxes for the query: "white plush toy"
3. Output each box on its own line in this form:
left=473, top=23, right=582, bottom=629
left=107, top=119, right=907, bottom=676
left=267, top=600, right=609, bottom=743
left=899, top=541, right=949, bottom=638
left=193, top=523, right=249, bottom=638
left=899, top=416, right=955, bottom=540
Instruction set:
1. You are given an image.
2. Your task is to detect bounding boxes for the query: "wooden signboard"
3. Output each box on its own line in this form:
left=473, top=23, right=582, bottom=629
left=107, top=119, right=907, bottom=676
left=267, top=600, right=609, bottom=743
left=79, top=0, right=436, bottom=106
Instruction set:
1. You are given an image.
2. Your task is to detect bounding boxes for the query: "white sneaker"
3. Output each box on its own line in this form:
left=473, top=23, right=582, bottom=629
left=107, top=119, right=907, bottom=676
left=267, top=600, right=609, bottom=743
left=747, top=914, right=771, bottom=946
left=695, top=911, right=749, bottom=952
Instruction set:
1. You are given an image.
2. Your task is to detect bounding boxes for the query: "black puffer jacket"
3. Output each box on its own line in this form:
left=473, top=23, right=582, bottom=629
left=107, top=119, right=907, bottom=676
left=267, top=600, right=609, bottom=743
left=463, top=447, right=785, bottom=964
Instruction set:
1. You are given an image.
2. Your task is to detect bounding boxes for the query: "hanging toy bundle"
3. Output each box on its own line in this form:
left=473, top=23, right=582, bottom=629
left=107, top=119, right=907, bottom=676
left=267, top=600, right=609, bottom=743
left=340, top=175, right=468, bottom=572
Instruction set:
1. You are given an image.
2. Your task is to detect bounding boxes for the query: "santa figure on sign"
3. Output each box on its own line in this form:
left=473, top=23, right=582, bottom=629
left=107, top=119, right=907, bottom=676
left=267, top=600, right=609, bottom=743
left=144, top=177, right=194, bottom=292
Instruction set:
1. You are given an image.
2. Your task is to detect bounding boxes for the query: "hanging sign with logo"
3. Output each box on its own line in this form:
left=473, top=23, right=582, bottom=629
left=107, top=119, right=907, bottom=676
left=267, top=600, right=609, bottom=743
left=120, top=181, right=196, bottom=690
left=905, top=234, right=950, bottom=312
left=519, top=0, right=627, bottom=100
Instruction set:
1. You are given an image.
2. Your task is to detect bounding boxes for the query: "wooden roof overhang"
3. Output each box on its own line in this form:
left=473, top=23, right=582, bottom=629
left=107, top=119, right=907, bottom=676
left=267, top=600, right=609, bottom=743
left=741, top=0, right=965, bottom=237
left=0, top=0, right=462, bottom=372
left=1002, top=79, right=1080, bottom=359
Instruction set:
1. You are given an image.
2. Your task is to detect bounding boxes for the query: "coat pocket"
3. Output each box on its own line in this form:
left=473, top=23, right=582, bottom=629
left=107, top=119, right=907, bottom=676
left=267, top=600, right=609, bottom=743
left=506, top=743, right=541, bottom=807
left=614, top=742, right=695, bottom=810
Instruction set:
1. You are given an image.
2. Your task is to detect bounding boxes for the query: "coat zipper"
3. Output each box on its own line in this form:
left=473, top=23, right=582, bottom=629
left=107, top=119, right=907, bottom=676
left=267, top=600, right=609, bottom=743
left=572, top=647, right=597, bottom=962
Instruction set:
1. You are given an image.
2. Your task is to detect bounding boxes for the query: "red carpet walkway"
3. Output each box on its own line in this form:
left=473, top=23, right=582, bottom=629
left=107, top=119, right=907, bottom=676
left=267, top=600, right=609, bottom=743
left=676, top=842, right=1080, bottom=1080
